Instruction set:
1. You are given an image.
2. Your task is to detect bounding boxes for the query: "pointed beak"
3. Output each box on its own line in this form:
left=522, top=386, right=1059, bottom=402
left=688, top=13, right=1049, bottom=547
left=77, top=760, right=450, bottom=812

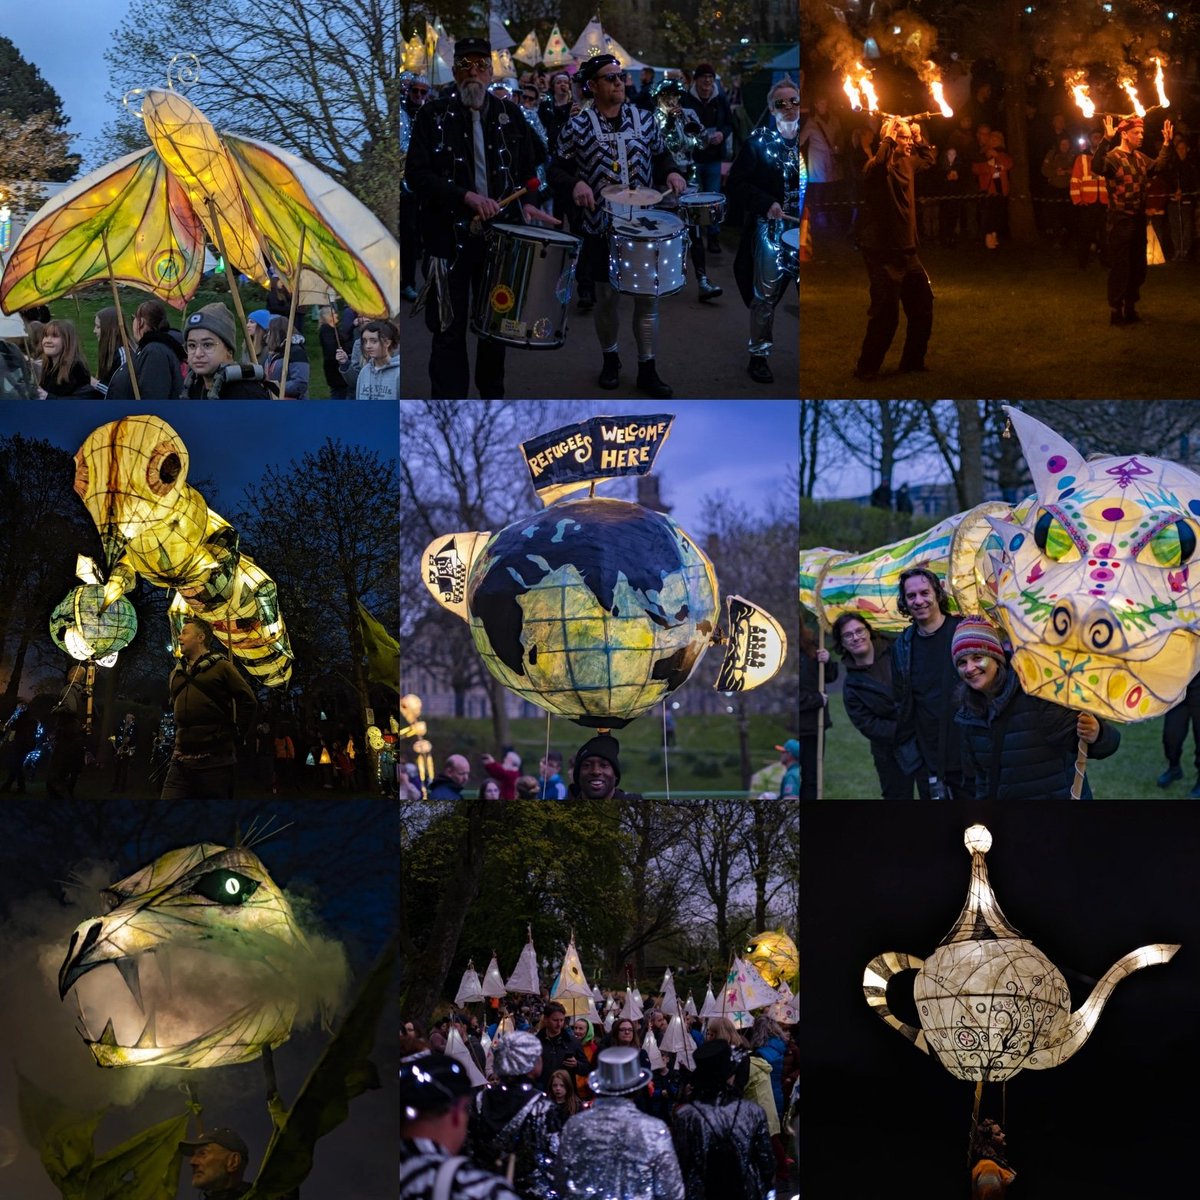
left=59, top=919, right=144, bottom=1012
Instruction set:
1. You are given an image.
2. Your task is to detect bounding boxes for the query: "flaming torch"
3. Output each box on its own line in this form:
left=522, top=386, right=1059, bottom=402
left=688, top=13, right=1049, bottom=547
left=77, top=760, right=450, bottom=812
left=1154, top=57, right=1170, bottom=109
left=925, top=62, right=954, bottom=118
left=1120, top=77, right=1146, bottom=118
left=859, top=71, right=879, bottom=113
left=1069, top=72, right=1095, bottom=119
left=843, top=74, right=863, bottom=112
left=842, top=63, right=879, bottom=113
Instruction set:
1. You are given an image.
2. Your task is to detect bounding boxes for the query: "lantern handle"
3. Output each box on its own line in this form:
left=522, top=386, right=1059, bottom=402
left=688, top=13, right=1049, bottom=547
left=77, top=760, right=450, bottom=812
left=862, top=952, right=928, bottom=1053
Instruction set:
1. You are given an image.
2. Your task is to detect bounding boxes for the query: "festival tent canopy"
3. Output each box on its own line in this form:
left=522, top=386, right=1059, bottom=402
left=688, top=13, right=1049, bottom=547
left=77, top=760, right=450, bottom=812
left=482, top=954, right=508, bottom=998
left=605, top=33, right=647, bottom=73
left=454, top=961, right=485, bottom=1006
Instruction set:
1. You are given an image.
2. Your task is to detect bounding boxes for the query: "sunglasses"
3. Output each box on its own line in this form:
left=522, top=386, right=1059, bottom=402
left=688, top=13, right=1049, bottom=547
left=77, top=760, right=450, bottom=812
left=596, top=73, right=624, bottom=84
left=773, top=98, right=801, bottom=110
left=455, top=58, right=492, bottom=72
left=409, top=86, right=429, bottom=96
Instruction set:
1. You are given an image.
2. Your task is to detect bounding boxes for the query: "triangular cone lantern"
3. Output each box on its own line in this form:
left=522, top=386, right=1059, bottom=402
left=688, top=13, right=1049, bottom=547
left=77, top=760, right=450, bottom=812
left=513, top=29, right=541, bottom=66
left=643, top=1027, right=665, bottom=1070
left=699, top=980, right=723, bottom=1019
left=480, top=1026, right=495, bottom=1076
left=603, top=1010, right=614, bottom=1032
left=543, top=25, right=572, bottom=67
left=488, top=10, right=515, bottom=49
left=660, top=1010, right=688, bottom=1054
left=482, top=953, right=507, bottom=998
left=684, top=992, right=698, bottom=1017
left=768, top=979, right=799, bottom=1024
left=445, top=1026, right=486, bottom=1086
left=454, top=959, right=485, bottom=1006
left=731, top=954, right=780, bottom=1010
left=506, top=927, right=540, bottom=995
left=659, top=967, right=678, bottom=1013
left=554, top=935, right=596, bottom=1016
left=571, top=17, right=606, bottom=60
left=719, top=966, right=755, bottom=1028
left=620, top=984, right=644, bottom=1020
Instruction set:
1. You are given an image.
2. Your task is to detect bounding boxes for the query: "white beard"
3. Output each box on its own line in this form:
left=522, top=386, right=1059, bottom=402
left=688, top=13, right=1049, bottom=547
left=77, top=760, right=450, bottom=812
left=776, top=117, right=798, bottom=138
left=461, top=80, right=485, bottom=109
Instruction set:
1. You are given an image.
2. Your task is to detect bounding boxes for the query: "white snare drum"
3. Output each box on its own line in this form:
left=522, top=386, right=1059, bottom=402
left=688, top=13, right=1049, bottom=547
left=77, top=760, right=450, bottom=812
left=608, top=211, right=689, bottom=297
left=471, top=224, right=581, bottom=348
left=676, top=191, right=726, bottom=227
left=781, top=227, right=801, bottom=276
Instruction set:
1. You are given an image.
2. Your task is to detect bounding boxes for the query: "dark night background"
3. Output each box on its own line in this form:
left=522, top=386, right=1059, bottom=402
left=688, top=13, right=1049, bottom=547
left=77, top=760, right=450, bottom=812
left=800, top=801, right=1199, bottom=1197
left=0, top=798, right=399, bottom=1198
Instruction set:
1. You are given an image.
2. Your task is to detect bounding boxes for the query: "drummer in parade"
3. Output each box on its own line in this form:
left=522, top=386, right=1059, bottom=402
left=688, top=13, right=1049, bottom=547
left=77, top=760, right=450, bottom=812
left=549, top=52, right=688, bottom=399
left=406, top=35, right=558, bottom=399
left=727, top=77, right=802, bottom=386
left=652, top=78, right=723, bottom=303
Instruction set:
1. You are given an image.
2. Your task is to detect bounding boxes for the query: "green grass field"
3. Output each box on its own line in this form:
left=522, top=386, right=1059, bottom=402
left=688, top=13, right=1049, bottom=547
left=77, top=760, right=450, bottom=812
left=36, top=281, right=334, bottom=399
left=432, top=712, right=795, bottom=799
left=819, top=691, right=1190, bottom=800
left=800, top=233, right=1200, bottom=399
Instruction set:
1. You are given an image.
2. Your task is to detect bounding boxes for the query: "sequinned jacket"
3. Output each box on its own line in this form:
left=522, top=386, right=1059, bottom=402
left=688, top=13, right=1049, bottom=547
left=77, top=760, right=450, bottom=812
left=469, top=1081, right=563, bottom=1200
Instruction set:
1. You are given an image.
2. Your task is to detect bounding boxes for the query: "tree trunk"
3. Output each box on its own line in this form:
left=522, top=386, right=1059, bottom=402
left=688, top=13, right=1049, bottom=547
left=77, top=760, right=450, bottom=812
left=0, top=632, right=28, bottom=708
left=800, top=401, right=821, bottom=497
left=1002, top=0, right=1037, bottom=244
left=399, top=799, right=491, bottom=1029
left=488, top=674, right=511, bottom=751
left=342, top=575, right=379, bottom=790
left=750, top=799, right=771, bottom=930
left=955, top=400, right=985, bottom=509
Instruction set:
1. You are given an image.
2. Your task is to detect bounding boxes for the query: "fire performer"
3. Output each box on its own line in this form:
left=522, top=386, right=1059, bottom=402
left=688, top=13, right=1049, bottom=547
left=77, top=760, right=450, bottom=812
left=1091, top=114, right=1173, bottom=325
left=853, top=117, right=936, bottom=382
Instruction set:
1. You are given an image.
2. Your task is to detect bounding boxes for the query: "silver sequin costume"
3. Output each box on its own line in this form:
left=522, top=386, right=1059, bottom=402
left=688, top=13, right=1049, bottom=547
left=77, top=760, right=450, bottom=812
left=556, top=1096, right=684, bottom=1200
left=671, top=1093, right=777, bottom=1200
left=470, top=1082, right=562, bottom=1200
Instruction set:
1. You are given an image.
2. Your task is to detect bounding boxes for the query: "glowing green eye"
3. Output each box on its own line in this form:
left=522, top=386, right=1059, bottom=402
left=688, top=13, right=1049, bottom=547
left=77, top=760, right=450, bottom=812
left=1143, top=520, right=1197, bottom=567
left=193, top=870, right=259, bottom=905
left=1033, top=510, right=1079, bottom=562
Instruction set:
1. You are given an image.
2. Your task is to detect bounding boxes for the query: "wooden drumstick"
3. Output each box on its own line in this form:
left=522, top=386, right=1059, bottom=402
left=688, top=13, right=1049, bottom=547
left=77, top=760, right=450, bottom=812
left=470, top=177, right=542, bottom=233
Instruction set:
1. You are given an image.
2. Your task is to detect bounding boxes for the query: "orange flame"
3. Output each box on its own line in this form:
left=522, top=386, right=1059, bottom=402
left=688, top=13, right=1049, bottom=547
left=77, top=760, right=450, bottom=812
left=1154, top=57, right=1170, bottom=108
left=1121, top=77, right=1146, bottom=118
left=925, top=62, right=953, bottom=117
left=843, top=74, right=863, bottom=111
left=843, top=62, right=878, bottom=112
left=1072, top=83, right=1095, bottom=119
left=858, top=72, right=879, bottom=112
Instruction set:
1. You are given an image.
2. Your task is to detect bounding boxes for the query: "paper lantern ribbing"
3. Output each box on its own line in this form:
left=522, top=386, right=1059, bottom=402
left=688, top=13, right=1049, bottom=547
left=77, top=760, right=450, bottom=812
left=746, top=929, right=799, bottom=988
left=863, top=825, right=1179, bottom=1082
left=552, top=936, right=598, bottom=1017
left=422, top=415, right=786, bottom=728
left=0, top=88, right=399, bottom=317
left=802, top=406, right=1200, bottom=723
left=69, top=415, right=292, bottom=687
left=50, top=583, right=137, bottom=663
left=59, top=842, right=312, bottom=1069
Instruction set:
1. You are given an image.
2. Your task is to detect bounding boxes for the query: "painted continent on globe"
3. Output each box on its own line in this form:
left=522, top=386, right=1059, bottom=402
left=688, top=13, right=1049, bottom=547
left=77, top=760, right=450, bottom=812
left=467, top=498, right=719, bottom=727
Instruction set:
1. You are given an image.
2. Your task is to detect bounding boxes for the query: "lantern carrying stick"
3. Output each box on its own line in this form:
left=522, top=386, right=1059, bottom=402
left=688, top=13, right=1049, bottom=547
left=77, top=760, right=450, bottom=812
left=203, top=197, right=257, bottom=365
left=1070, top=738, right=1088, bottom=799
left=815, top=617, right=827, bottom=800
left=100, top=232, right=141, bottom=400
left=277, top=225, right=306, bottom=400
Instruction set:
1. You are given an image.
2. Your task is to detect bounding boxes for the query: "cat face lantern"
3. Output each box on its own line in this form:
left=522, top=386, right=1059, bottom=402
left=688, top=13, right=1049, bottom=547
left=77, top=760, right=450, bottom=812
left=986, top=407, right=1200, bottom=721
left=59, top=843, right=310, bottom=1069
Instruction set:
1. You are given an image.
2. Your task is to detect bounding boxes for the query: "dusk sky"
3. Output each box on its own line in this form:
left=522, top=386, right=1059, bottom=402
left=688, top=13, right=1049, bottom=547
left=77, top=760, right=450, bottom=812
left=7, top=2, right=134, bottom=158
left=0, top=400, right=398, bottom=513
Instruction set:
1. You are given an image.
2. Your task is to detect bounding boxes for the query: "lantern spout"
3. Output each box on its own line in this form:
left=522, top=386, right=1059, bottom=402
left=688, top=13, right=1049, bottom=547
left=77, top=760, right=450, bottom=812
left=1025, top=943, right=1180, bottom=1070
left=862, top=951, right=928, bottom=1052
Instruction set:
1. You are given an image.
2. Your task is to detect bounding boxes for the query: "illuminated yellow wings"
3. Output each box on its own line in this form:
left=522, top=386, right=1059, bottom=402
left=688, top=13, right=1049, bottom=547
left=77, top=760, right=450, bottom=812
left=0, top=148, right=205, bottom=312
left=224, top=134, right=400, bottom=317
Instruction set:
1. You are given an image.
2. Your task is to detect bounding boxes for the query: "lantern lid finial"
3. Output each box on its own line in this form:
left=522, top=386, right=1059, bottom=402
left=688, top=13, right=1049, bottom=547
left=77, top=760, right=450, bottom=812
left=964, top=824, right=992, bottom=854
left=940, top=825, right=1021, bottom=946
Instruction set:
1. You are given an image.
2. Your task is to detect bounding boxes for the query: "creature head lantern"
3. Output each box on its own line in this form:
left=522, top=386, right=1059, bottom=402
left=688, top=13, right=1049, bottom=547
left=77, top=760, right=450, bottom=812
left=801, top=406, right=1200, bottom=723
left=59, top=842, right=312, bottom=1069
left=421, top=414, right=786, bottom=728
left=863, top=825, right=1178, bottom=1082
left=745, top=929, right=799, bottom=988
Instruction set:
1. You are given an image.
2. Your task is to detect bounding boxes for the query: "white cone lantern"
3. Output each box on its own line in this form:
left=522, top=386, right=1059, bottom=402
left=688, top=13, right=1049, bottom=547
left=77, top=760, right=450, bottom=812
left=445, top=1026, right=486, bottom=1086
left=454, top=960, right=485, bottom=1006
left=643, top=1027, right=665, bottom=1070
left=482, top=954, right=507, bottom=998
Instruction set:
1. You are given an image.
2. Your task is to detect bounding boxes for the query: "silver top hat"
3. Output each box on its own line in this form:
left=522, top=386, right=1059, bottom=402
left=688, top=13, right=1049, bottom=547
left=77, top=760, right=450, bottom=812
left=589, top=1046, right=652, bottom=1096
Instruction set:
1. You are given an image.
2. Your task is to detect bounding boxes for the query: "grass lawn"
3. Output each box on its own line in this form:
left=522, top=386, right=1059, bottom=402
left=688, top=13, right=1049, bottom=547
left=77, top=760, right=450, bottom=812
left=432, top=712, right=796, bottom=799
left=39, top=282, right=334, bottom=399
left=800, top=233, right=1200, bottom=399
left=819, top=690, right=1188, bottom=800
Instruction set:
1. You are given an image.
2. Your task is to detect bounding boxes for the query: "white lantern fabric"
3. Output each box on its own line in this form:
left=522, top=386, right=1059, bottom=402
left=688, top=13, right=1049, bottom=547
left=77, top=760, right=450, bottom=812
left=619, top=986, right=644, bottom=1021
left=445, top=1026, right=486, bottom=1087
left=698, top=983, right=722, bottom=1019
left=642, top=1028, right=665, bottom=1070
left=658, top=967, right=678, bottom=1013
left=482, top=954, right=507, bottom=998
left=506, top=935, right=540, bottom=995
left=684, top=992, right=698, bottom=1018
left=552, top=937, right=596, bottom=1016
left=454, top=961, right=485, bottom=1006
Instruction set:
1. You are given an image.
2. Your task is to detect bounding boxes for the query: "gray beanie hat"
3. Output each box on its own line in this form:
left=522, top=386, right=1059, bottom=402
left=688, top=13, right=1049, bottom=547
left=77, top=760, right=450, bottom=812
left=493, top=1030, right=542, bottom=1077
left=185, top=302, right=237, bottom=352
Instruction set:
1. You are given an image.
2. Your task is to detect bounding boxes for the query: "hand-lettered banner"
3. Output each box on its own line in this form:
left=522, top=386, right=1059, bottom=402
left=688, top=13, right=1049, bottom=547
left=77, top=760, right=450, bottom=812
left=521, top=414, right=675, bottom=504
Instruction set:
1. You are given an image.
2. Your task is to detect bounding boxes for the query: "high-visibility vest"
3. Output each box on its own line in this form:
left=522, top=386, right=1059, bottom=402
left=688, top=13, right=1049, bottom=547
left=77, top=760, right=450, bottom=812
left=1070, top=154, right=1108, bottom=205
